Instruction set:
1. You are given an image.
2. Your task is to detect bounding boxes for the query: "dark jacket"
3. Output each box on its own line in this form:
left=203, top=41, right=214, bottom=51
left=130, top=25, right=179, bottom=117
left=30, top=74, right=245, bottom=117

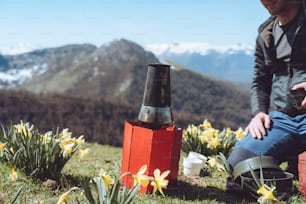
left=250, top=0, right=306, bottom=116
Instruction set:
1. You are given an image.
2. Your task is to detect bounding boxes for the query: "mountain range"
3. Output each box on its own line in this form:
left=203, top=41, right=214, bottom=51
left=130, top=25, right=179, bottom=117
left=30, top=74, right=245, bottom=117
left=146, top=42, right=255, bottom=83
left=0, top=39, right=252, bottom=136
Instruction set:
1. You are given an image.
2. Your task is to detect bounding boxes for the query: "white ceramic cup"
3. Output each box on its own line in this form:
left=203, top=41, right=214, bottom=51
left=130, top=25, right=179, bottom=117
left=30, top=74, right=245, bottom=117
left=183, top=157, right=203, bottom=176
left=188, top=151, right=207, bottom=163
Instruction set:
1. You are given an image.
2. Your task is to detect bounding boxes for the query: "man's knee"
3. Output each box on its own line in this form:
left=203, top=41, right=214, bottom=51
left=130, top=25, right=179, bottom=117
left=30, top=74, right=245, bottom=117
left=228, top=147, right=257, bottom=169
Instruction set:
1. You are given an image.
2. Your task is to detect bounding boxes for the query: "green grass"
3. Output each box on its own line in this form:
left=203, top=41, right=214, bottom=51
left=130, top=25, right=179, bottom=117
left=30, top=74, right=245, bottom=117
left=1, top=143, right=306, bottom=204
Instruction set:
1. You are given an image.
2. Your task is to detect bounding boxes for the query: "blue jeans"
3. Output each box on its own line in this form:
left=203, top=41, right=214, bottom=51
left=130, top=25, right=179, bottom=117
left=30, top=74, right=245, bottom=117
left=229, top=111, right=306, bottom=167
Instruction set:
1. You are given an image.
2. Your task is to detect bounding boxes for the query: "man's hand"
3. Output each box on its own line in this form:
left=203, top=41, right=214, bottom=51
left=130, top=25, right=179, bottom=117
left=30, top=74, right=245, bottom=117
left=244, top=112, right=271, bottom=139
left=292, top=82, right=306, bottom=110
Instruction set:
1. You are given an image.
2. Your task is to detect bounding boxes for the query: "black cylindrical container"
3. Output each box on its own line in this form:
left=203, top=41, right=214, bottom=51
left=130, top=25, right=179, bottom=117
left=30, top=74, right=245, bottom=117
left=138, top=64, right=173, bottom=128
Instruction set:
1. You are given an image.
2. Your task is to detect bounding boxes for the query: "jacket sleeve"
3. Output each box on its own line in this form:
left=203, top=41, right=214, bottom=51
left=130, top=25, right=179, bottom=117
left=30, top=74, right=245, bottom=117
left=250, top=36, right=273, bottom=116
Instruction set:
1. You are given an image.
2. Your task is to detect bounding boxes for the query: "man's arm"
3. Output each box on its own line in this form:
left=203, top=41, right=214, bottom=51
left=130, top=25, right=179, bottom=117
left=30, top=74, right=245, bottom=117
left=250, top=36, right=273, bottom=116
left=246, top=36, right=273, bottom=139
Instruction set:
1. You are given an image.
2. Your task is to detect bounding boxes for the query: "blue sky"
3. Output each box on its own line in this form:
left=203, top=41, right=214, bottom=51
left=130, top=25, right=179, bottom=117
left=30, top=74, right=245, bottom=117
left=0, top=0, right=270, bottom=52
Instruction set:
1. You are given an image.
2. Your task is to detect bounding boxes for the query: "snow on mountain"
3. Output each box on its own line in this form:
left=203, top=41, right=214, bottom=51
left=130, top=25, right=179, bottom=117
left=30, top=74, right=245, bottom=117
left=0, top=44, right=97, bottom=89
left=145, top=42, right=255, bottom=56
left=0, top=64, right=48, bottom=88
left=145, top=42, right=255, bottom=82
left=0, top=43, right=38, bottom=55
left=0, top=41, right=255, bottom=89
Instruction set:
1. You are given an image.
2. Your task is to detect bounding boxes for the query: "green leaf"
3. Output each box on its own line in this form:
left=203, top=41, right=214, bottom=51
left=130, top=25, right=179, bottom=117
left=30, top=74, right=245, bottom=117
left=81, top=179, right=97, bottom=204
left=94, top=177, right=106, bottom=204
left=10, top=186, right=23, bottom=204
left=247, top=163, right=261, bottom=189
left=109, top=180, right=120, bottom=202
left=122, top=185, right=140, bottom=204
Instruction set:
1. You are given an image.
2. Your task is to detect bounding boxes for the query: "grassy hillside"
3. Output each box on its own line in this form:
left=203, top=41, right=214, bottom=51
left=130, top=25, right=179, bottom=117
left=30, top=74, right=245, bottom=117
left=0, top=143, right=258, bottom=204
left=0, top=88, right=250, bottom=147
left=171, top=68, right=251, bottom=128
left=1, top=142, right=305, bottom=203
left=0, top=90, right=138, bottom=146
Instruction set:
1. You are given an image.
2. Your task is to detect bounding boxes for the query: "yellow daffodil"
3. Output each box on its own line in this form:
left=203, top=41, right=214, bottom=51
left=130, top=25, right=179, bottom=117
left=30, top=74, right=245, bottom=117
left=207, top=137, right=220, bottom=149
left=224, top=128, right=232, bottom=137
left=235, top=127, right=245, bottom=140
left=208, top=157, right=217, bottom=168
left=191, top=125, right=198, bottom=135
left=79, top=148, right=89, bottom=160
left=14, top=121, right=32, bottom=138
left=216, top=163, right=226, bottom=172
left=10, top=168, right=18, bottom=182
left=182, top=120, right=245, bottom=164
left=57, top=191, right=69, bottom=204
left=204, top=128, right=217, bottom=138
left=59, top=129, right=72, bottom=140
left=257, top=184, right=269, bottom=196
left=257, top=184, right=279, bottom=203
left=57, top=187, right=79, bottom=204
left=98, top=169, right=114, bottom=190
left=202, top=119, right=212, bottom=129
left=263, top=190, right=278, bottom=201
left=0, top=142, right=7, bottom=150
left=0, top=142, right=7, bottom=156
left=208, top=157, right=225, bottom=171
left=40, top=134, right=52, bottom=144
left=150, top=169, right=170, bottom=196
left=80, top=190, right=85, bottom=197
left=60, top=143, right=74, bottom=157
left=132, top=165, right=151, bottom=187
left=198, top=133, right=206, bottom=143
left=75, top=135, right=85, bottom=145
left=10, top=147, right=14, bottom=155
left=186, top=124, right=198, bottom=138
left=14, top=122, right=26, bottom=133
left=27, top=131, right=33, bottom=138
left=60, top=137, right=72, bottom=146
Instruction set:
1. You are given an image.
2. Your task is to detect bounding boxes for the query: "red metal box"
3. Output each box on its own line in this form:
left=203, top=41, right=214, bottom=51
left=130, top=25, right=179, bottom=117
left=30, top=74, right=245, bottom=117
left=121, top=121, right=182, bottom=193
